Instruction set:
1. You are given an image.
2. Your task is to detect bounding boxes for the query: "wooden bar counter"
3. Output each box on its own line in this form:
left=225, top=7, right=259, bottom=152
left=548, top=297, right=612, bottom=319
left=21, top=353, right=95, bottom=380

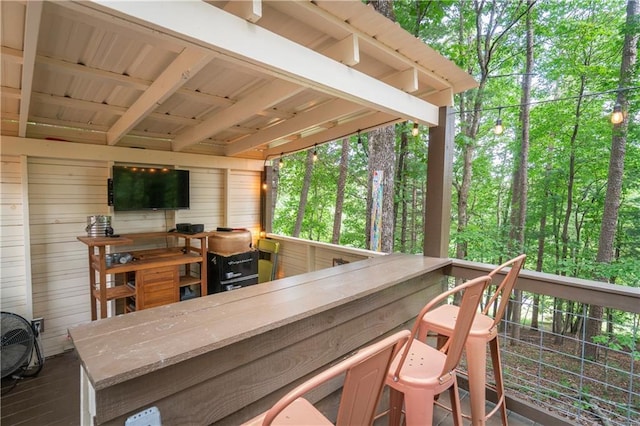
left=68, top=254, right=451, bottom=425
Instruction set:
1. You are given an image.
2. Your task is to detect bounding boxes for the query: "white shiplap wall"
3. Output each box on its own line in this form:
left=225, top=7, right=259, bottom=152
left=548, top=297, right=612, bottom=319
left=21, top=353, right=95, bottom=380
left=28, top=158, right=110, bottom=356
left=0, top=155, right=31, bottom=319
left=1, top=148, right=262, bottom=357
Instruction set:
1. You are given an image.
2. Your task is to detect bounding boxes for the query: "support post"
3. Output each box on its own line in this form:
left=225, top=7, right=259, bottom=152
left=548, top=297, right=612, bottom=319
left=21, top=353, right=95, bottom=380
left=424, top=106, right=454, bottom=258
left=262, top=164, right=274, bottom=234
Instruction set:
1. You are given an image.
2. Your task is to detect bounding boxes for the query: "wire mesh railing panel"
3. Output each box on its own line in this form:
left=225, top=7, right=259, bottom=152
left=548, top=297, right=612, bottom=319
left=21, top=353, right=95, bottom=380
left=442, top=276, right=639, bottom=425
left=499, top=292, right=639, bottom=425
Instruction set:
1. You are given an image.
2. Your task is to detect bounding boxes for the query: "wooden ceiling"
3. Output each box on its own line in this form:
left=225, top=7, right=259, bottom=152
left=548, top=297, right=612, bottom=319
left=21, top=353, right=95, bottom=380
left=1, top=0, right=477, bottom=160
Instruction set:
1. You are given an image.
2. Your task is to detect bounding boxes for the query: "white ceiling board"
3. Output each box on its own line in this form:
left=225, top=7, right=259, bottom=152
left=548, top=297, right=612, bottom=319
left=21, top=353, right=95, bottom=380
left=1, top=0, right=476, bottom=159
left=83, top=1, right=440, bottom=125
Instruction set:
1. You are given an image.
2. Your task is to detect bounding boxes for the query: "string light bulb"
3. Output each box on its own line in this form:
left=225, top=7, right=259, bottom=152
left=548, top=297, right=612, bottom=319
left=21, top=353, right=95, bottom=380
left=494, top=107, right=504, bottom=135
left=262, top=180, right=268, bottom=191
left=312, top=144, right=318, bottom=162
left=357, top=130, right=362, bottom=145
left=411, top=122, right=419, bottom=136
left=278, top=153, right=284, bottom=169
left=611, top=102, right=623, bottom=124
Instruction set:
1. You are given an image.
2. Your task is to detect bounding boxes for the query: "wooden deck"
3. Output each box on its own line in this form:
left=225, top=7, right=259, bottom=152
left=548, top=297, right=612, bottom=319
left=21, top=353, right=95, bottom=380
left=1, top=350, right=80, bottom=425
left=1, top=349, right=540, bottom=426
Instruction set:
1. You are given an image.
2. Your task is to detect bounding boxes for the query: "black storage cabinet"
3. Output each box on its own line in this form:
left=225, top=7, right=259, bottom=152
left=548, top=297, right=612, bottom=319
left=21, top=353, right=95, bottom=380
left=207, top=251, right=259, bottom=293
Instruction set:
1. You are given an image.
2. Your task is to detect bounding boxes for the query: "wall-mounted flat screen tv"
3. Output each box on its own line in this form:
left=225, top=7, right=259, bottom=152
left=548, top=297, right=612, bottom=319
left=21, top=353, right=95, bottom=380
left=111, top=166, right=190, bottom=211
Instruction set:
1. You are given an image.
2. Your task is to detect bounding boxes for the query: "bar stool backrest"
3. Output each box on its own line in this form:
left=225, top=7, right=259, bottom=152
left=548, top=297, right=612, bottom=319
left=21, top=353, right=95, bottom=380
left=260, top=330, right=411, bottom=426
left=484, top=254, right=527, bottom=330
left=391, top=275, right=492, bottom=384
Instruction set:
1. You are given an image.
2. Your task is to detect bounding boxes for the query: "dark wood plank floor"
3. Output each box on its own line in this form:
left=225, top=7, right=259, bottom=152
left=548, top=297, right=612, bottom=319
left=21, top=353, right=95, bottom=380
left=1, top=350, right=538, bottom=426
left=1, top=350, right=80, bottom=426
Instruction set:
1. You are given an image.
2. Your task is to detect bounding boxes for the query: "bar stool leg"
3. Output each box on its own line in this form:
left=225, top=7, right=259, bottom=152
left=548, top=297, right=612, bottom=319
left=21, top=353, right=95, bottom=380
left=388, top=387, right=404, bottom=426
left=449, top=379, right=464, bottom=426
left=489, top=336, right=508, bottom=425
left=465, top=336, right=488, bottom=425
left=402, top=387, right=436, bottom=426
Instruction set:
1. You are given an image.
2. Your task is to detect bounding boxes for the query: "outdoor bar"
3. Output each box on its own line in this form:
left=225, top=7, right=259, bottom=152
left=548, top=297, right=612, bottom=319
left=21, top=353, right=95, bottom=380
left=69, top=255, right=450, bottom=425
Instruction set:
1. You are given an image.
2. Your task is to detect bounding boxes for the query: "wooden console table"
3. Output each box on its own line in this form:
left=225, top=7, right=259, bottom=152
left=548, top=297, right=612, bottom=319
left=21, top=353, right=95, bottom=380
left=77, top=232, right=208, bottom=320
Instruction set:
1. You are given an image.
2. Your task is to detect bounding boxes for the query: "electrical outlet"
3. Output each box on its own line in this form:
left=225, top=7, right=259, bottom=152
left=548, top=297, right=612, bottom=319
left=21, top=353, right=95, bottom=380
left=32, top=318, right=44, bottom=333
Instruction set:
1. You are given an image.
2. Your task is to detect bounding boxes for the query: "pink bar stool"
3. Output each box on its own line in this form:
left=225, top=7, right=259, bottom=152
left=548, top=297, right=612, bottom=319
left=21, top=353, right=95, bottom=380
left=385, top=275, right=492, bottom=426
left=419, top=254, right=526, bottom=425
left=242, top=330, right=410, bottom=426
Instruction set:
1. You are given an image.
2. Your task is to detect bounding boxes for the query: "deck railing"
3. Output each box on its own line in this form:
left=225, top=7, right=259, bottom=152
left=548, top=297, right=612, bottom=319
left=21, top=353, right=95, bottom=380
left=450, top=260, right=640, bottom=426
left=264, top=235, right=639, bottom=425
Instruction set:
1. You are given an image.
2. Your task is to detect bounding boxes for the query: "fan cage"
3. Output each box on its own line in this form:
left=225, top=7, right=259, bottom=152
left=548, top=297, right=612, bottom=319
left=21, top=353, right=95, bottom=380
left=1, top=312, right=35, bottom=379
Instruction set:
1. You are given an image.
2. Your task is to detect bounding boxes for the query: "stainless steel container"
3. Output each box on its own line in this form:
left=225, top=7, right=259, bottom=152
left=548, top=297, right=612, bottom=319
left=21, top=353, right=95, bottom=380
left=86, top=215, right=111, bottom=237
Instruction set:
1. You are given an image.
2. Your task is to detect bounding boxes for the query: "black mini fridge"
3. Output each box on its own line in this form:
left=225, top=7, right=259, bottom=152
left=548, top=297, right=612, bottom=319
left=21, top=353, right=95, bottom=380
left=207, top=251, right=259, bottom=293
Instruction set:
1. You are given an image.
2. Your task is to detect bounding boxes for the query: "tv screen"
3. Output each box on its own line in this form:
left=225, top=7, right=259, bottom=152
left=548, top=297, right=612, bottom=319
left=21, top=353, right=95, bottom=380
left=112, top=166, right=190, bottom=211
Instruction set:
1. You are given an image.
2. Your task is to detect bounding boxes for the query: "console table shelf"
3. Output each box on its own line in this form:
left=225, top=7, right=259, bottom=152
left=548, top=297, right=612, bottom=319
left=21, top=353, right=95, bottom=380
left=78, top=232, right=209, bottom=320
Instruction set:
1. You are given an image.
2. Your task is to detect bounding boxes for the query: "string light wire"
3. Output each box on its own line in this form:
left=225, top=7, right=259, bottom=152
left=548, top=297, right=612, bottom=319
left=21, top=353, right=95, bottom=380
left=454, top=85, right=639, bottom=116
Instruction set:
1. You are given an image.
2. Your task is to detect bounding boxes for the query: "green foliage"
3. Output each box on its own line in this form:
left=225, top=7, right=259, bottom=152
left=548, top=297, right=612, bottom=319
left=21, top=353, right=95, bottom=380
left=273, top=0, right=639, bottom=291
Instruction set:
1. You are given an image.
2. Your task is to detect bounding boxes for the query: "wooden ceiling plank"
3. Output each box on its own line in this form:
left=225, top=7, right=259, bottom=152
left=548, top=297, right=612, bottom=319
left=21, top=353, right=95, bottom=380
left=36, top=55, right=150, bottom=91
left=1, top=86, right=22, bottom=100
left=223, top=0, right=262, bottom=23
left=31, top=91, right=126, bottom=114
left=36, top=54, right=234, bottom=108
left=30, top=91, right=199, bottom=127
left=177, top=88, right=235, bottom=108
left=226, top=98, right=363, bottom=156
left=1, top=46, right=24, bottom=65
left=382, top=68, right=419, bottom=93
left=106, top=48, right=213, bottom=145
left=171, top=79, right=303, bottom=152
left=320, top=34, right=359, bottom=66
left=263, top=111, right=400, bottom=157
left=86, top=1, right=438, bottom=126
left=18, top=0, right=43, bottom=137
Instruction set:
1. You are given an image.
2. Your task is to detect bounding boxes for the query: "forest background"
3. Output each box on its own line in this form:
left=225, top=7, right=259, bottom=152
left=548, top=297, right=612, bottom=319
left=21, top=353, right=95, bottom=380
left=272, top=0, right=639, bottom=292
left=268, top=1, right=639, bottom=418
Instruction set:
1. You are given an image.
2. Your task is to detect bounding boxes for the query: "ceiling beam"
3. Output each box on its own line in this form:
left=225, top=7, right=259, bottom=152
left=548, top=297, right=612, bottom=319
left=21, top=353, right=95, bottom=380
left=289, top=1, right=452, bottom=92
left=423, top=88, right=454, bottom=108
left=172, top=79, right=303, bottom=152
left=84, top=1, right=439, bottom=126
left=18, top=1, right=42, bottom=137
left=106, top=47, right=213, bottom=145
left=226, top=98, right=365, bottom=156
left=223, top=0, right=262, bottom=23
left=383, top=68, right=419, bottom=93
left=320, top=34, right=359, bottom=66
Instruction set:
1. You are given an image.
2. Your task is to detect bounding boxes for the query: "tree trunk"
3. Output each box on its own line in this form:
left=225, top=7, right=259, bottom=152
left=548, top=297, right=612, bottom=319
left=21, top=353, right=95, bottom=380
left=366, top=0, right=396, bottom=253
left=585, top=0, right=638, bottom=360
left=560, top=75, right=586, bottom=270
left=332, top=138, right=350, bottom=245
left=293, top=150, right=315, bottom=238
left=508, top=0, right=534, bottom=343
left=410, top=183, right=417, bottom=252
left=367, top=126, right=396, bottom=252
left=532, top=151, right=553, bottom=331
left=454, top=0, right=533, bottom=260
left=395, top=131, right=409, bottom=252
